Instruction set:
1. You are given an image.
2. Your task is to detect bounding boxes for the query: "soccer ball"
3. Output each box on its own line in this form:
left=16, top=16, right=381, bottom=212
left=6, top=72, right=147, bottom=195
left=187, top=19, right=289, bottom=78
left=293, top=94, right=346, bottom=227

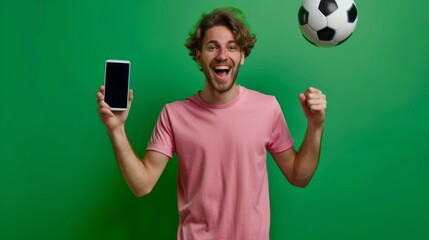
left=298, top=0, right=358, bottom=47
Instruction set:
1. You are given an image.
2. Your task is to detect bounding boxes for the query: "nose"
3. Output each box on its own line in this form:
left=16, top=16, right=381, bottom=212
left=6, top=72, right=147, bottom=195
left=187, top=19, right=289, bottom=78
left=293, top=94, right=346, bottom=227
left=215, top=47, right=228, bottom=62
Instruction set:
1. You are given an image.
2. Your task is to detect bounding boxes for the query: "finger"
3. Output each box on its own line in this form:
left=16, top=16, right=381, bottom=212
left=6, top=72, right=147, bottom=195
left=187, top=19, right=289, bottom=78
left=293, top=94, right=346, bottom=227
left=309, top=102, right=327, bottom=112
left=100, top=85, right=105, bottom=93
left=306, top=98, right=327, bottom=106
left=129, top=89, right=134, bottom=101
left=98, top=99, right=111, bottom=110
left=98, top=106, right=114, bottom=118
left=308, top=103, right=326, bottom=112
left=96, top=92, right=104, bottom=102
left=96, top=93, right=111, bottom=109
left=306, top=92, right=326, bottom=100
left=309, top=104, right=327, bottom=113
left=96, top=95, right=109, bottom=108
left=305, top=88, right=323, bottom=101
left=306, top=87, right=320, bottom=93
left=305, top=95, right=326, bottom=111
left=298, top=93, right=307, bottom=109
left=298, top=93, right=306, bottom=102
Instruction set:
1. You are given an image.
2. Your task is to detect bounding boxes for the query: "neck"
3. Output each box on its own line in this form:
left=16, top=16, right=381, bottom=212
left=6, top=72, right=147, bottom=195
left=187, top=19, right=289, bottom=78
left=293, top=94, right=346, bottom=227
left=199, top=84, right=240, bottom=105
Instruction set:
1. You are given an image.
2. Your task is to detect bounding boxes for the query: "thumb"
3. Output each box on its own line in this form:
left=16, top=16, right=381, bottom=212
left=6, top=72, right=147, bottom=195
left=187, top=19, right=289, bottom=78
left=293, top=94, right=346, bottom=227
left=129, top=89, right=134, bottom=102
left=298, top=93, right=307, bottom=108
left=298, top=93, right=311, bottom=117
left=128, top=89, right=134, bottom=107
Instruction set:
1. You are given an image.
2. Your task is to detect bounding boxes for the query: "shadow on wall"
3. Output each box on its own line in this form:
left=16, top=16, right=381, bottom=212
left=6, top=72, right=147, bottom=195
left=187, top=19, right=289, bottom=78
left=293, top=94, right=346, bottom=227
left=78, top=158, right=179, bottom=239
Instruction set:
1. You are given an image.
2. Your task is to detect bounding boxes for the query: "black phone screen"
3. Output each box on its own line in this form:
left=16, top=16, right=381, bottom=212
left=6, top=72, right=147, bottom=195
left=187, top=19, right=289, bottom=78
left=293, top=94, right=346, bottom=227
left=104, top=61, right=130, bottom=110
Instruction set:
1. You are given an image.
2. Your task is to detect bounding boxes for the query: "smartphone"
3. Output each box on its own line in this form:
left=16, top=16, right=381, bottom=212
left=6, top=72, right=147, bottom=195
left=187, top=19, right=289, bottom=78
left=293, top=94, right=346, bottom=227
left=104, top=60, right=131, bottom=111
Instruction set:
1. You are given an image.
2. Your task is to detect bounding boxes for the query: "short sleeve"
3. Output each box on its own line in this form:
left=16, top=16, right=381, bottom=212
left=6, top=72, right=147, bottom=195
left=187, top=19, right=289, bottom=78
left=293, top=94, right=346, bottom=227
left=146, top=106, right=175, bottom=158
left=266, top=98, right=294, bottom=153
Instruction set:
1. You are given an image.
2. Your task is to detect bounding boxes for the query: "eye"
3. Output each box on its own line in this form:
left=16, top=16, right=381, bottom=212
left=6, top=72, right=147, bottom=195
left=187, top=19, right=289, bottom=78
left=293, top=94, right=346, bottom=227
left=207, top=45, right=217, bottom=51
left=228, top=45, right=238, bottom=51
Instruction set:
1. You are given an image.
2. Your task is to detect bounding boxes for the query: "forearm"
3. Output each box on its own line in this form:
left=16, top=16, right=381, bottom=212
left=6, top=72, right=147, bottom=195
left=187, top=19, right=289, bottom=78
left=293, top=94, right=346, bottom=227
left=108, top=126, right=149, bottom=196
left=293, top=124, right=324, bottom=187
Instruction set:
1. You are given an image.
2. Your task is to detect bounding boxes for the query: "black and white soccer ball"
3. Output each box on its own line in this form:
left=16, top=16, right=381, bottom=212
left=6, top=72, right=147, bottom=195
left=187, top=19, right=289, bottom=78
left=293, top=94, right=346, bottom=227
left=298, top=0, right=358, bottom=47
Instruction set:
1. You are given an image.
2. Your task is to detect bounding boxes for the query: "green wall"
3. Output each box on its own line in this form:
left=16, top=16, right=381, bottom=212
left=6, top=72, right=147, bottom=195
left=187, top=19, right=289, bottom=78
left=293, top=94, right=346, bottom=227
left=1, top=0, right=428, bottom=239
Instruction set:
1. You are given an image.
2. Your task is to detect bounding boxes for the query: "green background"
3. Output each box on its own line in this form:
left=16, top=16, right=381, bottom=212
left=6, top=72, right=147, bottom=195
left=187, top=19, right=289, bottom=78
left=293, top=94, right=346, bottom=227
left=1, top=0, right=428, bottom=239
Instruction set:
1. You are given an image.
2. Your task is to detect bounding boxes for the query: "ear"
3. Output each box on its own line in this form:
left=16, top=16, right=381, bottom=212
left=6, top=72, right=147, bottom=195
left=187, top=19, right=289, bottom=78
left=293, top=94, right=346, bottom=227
left=195, top=50, right=202, bottom=65
left=240, top=51, right=245, bottom=65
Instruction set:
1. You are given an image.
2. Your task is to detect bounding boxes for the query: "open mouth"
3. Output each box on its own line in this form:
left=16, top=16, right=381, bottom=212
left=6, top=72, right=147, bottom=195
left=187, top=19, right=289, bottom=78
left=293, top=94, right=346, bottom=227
left=212, top=65, right=231, bottom=78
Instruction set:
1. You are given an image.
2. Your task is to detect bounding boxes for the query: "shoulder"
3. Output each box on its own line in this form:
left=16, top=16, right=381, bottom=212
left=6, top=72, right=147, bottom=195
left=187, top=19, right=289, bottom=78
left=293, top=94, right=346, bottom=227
left=240, top=87, right=285, bottom=119
left=161, top=95, right=200, bottom=116
left=241, top=86, right=279, bottom=105
left=164, top=96, right=196, bottom=109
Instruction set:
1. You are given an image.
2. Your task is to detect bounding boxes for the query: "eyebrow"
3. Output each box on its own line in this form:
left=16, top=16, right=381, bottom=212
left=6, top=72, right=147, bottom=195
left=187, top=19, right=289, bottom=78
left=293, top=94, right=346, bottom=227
left=206, top=40, right=237, bottom=45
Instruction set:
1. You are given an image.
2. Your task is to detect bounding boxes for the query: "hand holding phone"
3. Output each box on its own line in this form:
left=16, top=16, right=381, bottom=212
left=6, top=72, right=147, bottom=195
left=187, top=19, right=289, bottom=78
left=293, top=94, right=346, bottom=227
left=104, top=60, right=131, bottom=111
left=97, top=84, right=134, bottom=131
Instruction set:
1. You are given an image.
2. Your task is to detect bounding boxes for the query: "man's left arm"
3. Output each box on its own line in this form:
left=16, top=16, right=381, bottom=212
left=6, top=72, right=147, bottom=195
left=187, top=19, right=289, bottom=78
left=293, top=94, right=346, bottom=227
left=271, top=87, right=327, bottom=188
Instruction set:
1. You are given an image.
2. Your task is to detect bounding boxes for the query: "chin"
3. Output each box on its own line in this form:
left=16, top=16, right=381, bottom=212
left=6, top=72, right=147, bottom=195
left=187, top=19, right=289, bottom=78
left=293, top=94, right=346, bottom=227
left=212, top=80, right=236, bottom=93
left=204, top=68, right=237, bottom=93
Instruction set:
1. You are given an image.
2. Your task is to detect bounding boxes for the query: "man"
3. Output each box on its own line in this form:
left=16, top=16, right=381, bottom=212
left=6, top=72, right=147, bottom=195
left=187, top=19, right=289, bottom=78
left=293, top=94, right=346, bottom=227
left=96, top=7, right=326, bottom=240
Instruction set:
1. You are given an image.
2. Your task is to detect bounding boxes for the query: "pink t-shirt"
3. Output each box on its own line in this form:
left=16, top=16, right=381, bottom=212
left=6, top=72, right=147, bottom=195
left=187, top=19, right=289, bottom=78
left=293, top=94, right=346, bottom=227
left=147, top=86, right=294, bottom=240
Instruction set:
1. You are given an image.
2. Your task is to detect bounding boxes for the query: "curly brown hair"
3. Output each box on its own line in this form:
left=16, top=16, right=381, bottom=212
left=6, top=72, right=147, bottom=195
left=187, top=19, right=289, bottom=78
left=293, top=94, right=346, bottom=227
left=185, top=7, right=257, bottom=62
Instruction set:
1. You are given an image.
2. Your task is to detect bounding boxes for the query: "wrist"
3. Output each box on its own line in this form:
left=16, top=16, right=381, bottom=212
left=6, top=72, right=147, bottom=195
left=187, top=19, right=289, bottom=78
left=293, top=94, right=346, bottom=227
left=108, top=125, right=126, bottom=138
left=308, top=122, right=324, bottom=133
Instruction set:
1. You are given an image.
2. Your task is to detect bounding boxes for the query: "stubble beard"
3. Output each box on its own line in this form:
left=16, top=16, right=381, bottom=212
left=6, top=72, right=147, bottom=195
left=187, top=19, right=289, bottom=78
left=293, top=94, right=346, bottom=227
left=204, top=65, right=240, bottom=94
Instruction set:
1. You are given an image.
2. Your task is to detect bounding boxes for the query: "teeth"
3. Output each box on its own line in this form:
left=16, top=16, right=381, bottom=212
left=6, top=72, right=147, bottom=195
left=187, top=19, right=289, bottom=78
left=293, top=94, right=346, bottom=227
left=213, top=66, right=231, bottom=70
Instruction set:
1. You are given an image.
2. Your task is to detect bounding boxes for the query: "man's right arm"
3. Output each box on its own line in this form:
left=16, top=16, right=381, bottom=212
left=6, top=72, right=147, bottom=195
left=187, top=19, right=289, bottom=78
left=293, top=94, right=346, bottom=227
left=108, top=126, right=169, bottom=197
left=97, top=85, right=169, bottom=197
